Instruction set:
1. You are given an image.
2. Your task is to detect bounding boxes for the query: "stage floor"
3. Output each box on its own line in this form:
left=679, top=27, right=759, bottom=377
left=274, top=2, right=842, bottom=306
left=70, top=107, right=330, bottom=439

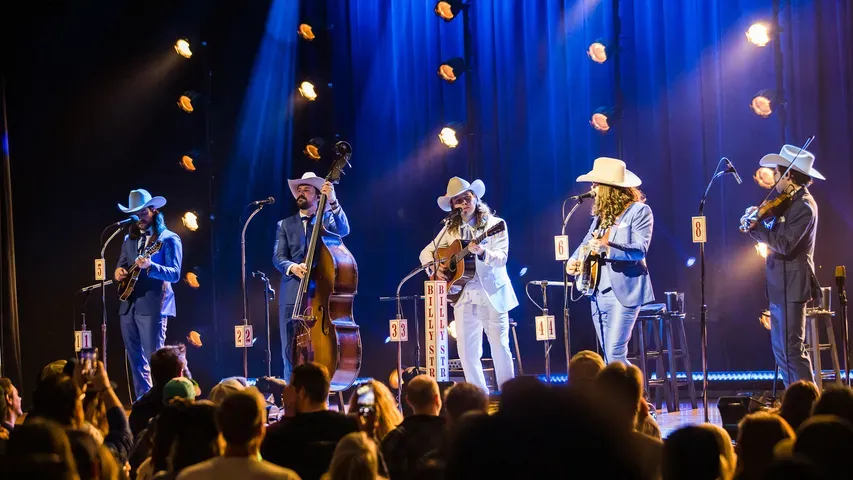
left=656, top=401, right=722, bottom=438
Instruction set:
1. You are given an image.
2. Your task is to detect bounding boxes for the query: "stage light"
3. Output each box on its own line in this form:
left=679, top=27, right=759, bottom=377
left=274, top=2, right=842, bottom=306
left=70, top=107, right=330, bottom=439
left=180, top=151, right=198, bottom=171
left=178, top=91, right=199, bottom=113
left=587, top=40, right=608, bottom=63
left=589, top=107, right=613, bottom=132
left=174, top=38, right=192, bottom=58
left=435, top=0, right=464, bottom=22
left=750, top=89, right=775, bottom=118
left=187, top=331, right=203, bottom=347
left=182, top=212, right=199, bottom=231
left=304, top=137, right=325, bottom=160
left=438, top=57, right=466, bottom=83
left=754, top=167, right=775, bottom=189
left=184, top=272, right=200, bottom=288
left=746, top=23, right=770, bottom=47
left=298, top=81, right=317, bottom=101
left=686, top=257, right=696, bottom=267
left=298, top=23, right=315, bottom=41
left=755, top=242, right=768, bottom=259
left=447, top=320, right=457, bottom=339
left=439, top=127, right=459, bottom=148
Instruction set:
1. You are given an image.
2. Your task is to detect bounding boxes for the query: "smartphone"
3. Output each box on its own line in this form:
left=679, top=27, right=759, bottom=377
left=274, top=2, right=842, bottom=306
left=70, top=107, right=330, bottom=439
left=80, top=347, right=99, bottom=380
left=356, top=383, right=375, bottom=416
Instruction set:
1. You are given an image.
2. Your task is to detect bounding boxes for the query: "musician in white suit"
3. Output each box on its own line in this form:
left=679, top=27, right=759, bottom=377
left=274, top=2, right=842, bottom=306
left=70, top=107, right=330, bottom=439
left=419, top=177, right=518, bottom=394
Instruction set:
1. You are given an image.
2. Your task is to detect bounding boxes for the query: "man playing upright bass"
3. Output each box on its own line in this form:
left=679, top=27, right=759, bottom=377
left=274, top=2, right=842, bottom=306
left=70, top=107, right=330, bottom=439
left=420, top=177, right=518, bottom=394
left=741, top=145, right=824, bottom=386
left=273, top=172, right=350, bottom=383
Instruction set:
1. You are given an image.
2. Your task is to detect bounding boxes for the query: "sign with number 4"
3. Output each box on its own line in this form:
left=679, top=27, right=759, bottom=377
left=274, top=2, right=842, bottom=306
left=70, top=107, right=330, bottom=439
left=389, top=319, right=408, bottom=342
left=235, top=325, right=254, bottom=348
left=691, top=216, right=707, bottom=243
left=75, top=330, right=92, bottom=352
left=554, top=235, right=569, bottom=261
left=535, top=315, right=556, bottom=341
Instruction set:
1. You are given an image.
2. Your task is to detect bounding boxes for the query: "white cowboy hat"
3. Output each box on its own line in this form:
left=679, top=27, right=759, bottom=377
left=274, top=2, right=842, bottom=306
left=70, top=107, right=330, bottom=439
left=576, top=157, right=642, bottom=188
left=759, top=144, right=824, bottom=180
left=437, top=177, right=486, bottom=212
left=118, top=189, right=167, bottom=214
left=287, top=172, right=326, bottom=199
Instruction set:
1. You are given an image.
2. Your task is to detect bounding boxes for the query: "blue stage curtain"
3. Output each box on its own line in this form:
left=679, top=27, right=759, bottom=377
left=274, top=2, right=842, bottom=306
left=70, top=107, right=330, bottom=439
left=326, top=0, right=853, bottom=375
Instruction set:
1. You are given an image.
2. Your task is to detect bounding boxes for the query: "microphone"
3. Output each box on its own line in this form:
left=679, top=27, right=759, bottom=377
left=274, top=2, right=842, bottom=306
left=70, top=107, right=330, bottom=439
left=252, top=271, right=267, bottom=279
left=441, top=208, right=462, bottom=224
left=529, top=280, right=573, bottom=286
left=570, top=190, right=596, bottom=201
left=723, top=157, right=742, bottom=184
left=836, top=266, right=847, bottom=291
left=79, top=280, right=114, bottom=293
left=110, top=215, right=139, bottom=228
left=251, top=196, right=275, bottom=206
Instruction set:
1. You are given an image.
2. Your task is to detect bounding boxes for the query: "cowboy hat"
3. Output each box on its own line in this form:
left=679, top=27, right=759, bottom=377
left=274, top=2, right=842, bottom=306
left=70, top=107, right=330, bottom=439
left=759, top=144, right=824, bottom=180
left=576, top=157, right=642, bottom=188
left=118, top=189, right=167, bottom=214
left=437, top=177, right=486, bottom=212
left=287, top=172, right=326, bottom=199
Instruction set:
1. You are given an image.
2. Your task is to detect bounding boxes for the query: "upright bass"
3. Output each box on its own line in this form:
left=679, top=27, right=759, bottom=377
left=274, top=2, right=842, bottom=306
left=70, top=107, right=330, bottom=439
left=291, top=142, right=361, bottom=391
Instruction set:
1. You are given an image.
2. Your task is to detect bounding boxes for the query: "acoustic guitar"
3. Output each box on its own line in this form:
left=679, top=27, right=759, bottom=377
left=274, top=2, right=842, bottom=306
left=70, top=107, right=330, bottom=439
left=574, top=231, right=606, bottom=296
left=118, top=240, right=163, bottom=301
left=430, top=221, right=506, bottom=305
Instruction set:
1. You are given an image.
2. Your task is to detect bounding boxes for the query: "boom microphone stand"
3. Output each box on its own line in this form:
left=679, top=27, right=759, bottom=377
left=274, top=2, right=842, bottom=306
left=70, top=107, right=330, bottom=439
left=99, top=226, right=125, bottom=369
left=253, top=270, right=275, bottom=377
left=697, top=159, right=741, bottom=423
left=241, top=199, right=272, bottom=378
left=561, top=195, right=592, bottom=373
left=387, top=263, right=432, bottom=410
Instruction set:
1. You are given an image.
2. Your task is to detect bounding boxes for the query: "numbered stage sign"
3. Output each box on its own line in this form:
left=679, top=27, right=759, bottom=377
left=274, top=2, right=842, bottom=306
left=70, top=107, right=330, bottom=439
left=75, top=330, right=92, bottom=352
left=554, top=235, right=569, bottom=261
left=389, top=319, right=409, bottom=342
left=235, top=325, right=254, bottom=348
left=94, top=259, right=106, bottom=281
left=691, top=216, right=707, bottom=243
left=424, top=280, right=449, bottom=381
left=535, top=315, right=556, bottom=341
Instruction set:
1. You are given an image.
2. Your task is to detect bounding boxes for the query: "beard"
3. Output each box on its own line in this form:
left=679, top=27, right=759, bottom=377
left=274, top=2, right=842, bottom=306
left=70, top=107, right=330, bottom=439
left=296, top=196, right=309, bottom=209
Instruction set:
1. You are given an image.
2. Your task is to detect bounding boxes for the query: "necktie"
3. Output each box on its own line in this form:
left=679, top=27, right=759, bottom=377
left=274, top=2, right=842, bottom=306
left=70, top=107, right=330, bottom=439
left=302, top=215, right=315, bottom=255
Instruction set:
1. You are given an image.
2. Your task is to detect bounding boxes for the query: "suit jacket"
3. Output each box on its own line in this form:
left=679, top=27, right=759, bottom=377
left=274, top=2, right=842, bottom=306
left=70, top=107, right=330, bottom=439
left=570, top=202, right=655, bottom=307
left=272, top=207, right=350, bottom=308
left=748, top=187, right=821, bottom=303
left=419, top=214, right=519, bottom=314
left=116, top=229, right=182, bottom=317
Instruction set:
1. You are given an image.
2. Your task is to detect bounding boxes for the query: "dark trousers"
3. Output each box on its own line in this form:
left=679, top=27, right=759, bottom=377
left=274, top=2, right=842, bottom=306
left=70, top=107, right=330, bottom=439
left=280, top=304, right=295, bottom=383
left=770, top=300, right=815, bottom=386
left=120, top=304, right=168, bottom=400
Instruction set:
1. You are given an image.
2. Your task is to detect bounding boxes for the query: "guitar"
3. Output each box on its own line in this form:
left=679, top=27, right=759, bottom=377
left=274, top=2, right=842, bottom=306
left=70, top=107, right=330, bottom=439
left=430, top=221, right=506, bottom=305
left=574, top=231, right=606, bottom=296
left=118, top=240, right=163, bottom=301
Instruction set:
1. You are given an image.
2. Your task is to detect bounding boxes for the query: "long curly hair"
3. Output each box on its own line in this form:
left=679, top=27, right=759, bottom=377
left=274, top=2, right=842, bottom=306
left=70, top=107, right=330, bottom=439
left=592, top=185, right=645, bottom=229
left=348, top=379, right=403, bottom=441
left=447, top=200, right=492, bottom=235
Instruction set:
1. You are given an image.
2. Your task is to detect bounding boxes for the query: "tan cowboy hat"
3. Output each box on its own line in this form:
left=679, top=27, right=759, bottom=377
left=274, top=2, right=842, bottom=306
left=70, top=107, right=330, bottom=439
left=437, top=177, right=486, bottom=212
left=760, top=144, right=824, bottom=180
left=287, top=172, right=326, bottom=199
left=576, top=157, right=642, bottom=187
left=118, top=189, right=167, bottom=214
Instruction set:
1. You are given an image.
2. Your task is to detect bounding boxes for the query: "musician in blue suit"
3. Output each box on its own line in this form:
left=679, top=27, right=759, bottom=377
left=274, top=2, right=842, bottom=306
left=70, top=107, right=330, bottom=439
left=743, top=145, right=824, bottom=386
left=114, top=189, right=183, bottom=400
left=273, top=172, right=350, bottom=382
left=567, top=158, right=655, bottom=365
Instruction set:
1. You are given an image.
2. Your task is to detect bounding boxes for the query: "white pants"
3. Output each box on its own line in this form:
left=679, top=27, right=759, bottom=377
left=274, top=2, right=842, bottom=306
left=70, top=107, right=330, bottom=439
left=454, top=295, right=515, bottom=394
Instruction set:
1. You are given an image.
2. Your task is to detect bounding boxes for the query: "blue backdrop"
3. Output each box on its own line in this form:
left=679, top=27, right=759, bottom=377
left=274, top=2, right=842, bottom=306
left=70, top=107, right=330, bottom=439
left=223, top=0, right=853, bottom=381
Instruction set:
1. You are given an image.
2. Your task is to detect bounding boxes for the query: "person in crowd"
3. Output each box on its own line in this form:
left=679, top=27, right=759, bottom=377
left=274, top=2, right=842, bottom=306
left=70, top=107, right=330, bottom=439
left=348, top=379, right=403, bottom=442
left=810, top=385, right=853, bottom=425
left=322, top=432, right=384, bottom=480
left=734, top=411, right=795, bottom=480
left=1, top=377, right=23, bottom=432
left=129, top=345, right=190, bottom=437
left=775, top=379, right=820, bottom=432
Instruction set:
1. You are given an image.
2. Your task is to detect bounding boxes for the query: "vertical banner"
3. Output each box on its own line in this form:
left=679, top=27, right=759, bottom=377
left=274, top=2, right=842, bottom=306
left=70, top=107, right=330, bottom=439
left=424, top=280, right=449, bottom=381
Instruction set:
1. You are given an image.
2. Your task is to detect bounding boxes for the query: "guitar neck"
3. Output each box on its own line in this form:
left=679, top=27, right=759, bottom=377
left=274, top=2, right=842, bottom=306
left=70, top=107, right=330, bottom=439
left=453, top=229, right=490, bottom=263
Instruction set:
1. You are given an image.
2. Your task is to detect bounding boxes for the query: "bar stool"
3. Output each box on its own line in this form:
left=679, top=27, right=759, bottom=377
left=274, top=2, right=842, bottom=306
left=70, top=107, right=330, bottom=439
left=805, top=308, right=842, bottom=390
left=628, top=303, right=699, bottom=412
left=628, top=303, right=672, bottom=412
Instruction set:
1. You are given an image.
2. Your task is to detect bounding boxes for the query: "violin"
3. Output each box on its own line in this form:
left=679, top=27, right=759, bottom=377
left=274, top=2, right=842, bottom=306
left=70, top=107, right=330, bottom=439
left=739, top=188, right=795, bottom=232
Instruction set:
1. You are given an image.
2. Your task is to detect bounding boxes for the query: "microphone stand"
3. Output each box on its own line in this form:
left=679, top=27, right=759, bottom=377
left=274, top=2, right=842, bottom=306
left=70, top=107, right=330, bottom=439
left=100, top=226, right=125, bottom=370
left=560, top=198, right=588, bottom=374
left=697, top=168, right=732, bottom=423
left=253, top=271, right=275, bottom=377
left=838, top=273, right=850, bottom=386
left=387, top=263, right=432, bottom=410
left=241, top=203, right=267, bottom=378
